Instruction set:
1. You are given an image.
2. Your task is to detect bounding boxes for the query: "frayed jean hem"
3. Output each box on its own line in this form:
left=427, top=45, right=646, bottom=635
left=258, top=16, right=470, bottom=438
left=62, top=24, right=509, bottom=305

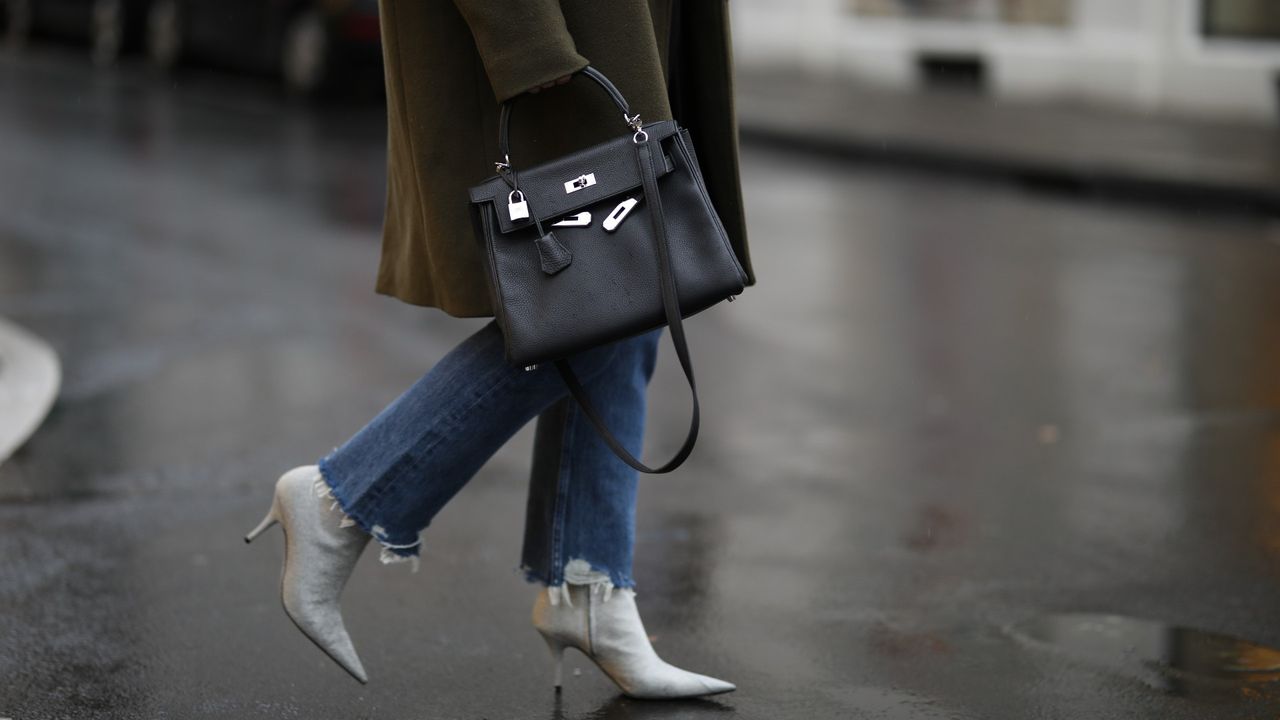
left=518, top=558, right=637, bottom=606
left=316, top=456, right=422, bottom=573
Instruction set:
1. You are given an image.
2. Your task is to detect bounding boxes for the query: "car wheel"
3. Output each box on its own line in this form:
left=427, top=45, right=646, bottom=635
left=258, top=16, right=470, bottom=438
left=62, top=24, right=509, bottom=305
left=90, top=0, right=126, bottom=66
left=281, top=8, right=329, bottom=96
left=2, top=0, right=33, bottom=50
left=146, top=0, right=182, bottom=70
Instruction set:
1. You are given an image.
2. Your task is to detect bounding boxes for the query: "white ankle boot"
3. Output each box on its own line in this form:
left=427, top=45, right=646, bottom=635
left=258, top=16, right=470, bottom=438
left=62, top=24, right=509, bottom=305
left=245, top=465, right=371, bottom=683
left=532, top=583, right=736, bottom=699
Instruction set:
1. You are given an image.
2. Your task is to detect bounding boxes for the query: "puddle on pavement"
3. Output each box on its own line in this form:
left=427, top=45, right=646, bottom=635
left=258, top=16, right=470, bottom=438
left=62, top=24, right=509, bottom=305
left=1010, top=613, right=1280, bottom=699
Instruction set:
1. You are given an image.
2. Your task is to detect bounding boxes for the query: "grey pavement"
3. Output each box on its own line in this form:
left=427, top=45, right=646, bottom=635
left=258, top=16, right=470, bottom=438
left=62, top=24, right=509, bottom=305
left=4, top=49, right=1280, bottom=719
left=737, top=67, right=1280, bottom=211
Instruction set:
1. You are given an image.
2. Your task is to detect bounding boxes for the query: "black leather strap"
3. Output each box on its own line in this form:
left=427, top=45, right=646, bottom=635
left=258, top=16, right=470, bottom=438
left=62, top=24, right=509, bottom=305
left=554, top=138, right=700, bottom=474
left=499, top=66, right=634, bottom=167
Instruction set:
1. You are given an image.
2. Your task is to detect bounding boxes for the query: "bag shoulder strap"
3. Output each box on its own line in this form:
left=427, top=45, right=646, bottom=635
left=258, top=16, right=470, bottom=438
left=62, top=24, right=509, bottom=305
left=552, top=138, right=700, bottom=474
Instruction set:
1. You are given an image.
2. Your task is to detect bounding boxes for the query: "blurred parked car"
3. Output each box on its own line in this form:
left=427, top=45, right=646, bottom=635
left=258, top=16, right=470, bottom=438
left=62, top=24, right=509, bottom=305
left=2, top=0, right=149, bottom=65
left=145, top=0, right=383, bottom=96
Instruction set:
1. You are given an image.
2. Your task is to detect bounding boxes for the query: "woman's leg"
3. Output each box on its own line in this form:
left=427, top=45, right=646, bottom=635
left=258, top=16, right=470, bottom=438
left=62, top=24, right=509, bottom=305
left=520, top=328, right=663, bottom=594
left=520, top=328, right=737, bottom=699
left=315, top=320, right=632, bottom=568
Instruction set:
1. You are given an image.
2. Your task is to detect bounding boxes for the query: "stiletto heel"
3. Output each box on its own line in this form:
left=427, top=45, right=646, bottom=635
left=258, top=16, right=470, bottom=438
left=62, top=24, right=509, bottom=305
left=244, top=496, right=280, bottom=543
left=541, top=632, right=566, bottom=690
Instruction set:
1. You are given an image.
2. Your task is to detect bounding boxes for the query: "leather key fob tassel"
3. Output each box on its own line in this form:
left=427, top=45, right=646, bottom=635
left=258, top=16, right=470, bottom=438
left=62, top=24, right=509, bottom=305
left=535, top=231, right=573, bottom=275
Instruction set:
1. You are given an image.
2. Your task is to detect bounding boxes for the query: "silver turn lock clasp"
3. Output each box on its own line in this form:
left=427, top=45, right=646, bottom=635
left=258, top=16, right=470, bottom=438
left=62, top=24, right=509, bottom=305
left=564, top=173, right=597, bottom=194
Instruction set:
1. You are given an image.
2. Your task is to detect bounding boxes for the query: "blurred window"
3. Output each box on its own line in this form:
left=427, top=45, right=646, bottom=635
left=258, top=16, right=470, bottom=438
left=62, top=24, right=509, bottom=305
left=1202, top=0, right=1280, bottom=41
left=847, top=0, right=1069, bottom=26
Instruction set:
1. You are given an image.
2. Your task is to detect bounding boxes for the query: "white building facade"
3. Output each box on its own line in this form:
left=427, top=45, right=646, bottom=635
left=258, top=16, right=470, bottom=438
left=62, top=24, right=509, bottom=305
left=733, top=0, right=1280, bottom=121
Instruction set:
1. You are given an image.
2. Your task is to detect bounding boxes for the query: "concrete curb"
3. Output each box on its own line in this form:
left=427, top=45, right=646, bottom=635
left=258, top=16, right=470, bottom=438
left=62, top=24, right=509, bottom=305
left=738, top=122, right=1280, bottom=215
left=735, top=70, right=1280, bottom=214
left=0, top=317, right=61, bottom=466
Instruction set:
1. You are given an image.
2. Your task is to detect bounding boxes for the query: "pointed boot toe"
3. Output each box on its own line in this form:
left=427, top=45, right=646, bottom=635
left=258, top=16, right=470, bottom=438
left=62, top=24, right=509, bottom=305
left=622, top=663, right=735, bottom=700
left=247, top=465, right=372, bottom=684
left=696, top=674, right=736, bottom=695
left=532, top=584, right=737, bottom=700
left=282, top=589, right=370, bottom=684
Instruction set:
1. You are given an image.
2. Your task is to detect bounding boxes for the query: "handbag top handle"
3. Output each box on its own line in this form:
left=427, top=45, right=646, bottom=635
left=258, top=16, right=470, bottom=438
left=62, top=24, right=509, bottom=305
left=496, top=66, right=645, bottom=171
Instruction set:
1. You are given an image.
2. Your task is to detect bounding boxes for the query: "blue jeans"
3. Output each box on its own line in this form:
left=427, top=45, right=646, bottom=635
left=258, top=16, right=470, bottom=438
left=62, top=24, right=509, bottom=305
left=316, top=320, right=661, bottom=591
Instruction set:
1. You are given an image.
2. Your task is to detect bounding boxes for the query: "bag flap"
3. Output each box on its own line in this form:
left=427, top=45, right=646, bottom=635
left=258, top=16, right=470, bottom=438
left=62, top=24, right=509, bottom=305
left=469, top=120, right=679, bottom=234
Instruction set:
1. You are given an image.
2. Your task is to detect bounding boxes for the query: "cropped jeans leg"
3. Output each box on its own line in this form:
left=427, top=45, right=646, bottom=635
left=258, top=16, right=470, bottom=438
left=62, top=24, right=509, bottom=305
left=315, top=319, right=662, bottom=588
left=520, top=327, right=662, bottom=595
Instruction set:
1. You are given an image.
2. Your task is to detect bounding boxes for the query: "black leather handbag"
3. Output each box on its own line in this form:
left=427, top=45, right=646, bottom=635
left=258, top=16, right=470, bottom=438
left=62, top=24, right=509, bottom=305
left=468, top=66, right=748, bottom=473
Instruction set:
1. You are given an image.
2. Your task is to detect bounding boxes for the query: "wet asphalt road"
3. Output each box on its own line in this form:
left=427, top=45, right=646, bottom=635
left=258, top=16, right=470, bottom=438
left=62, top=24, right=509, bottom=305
left=4, top=50, right=1280, bottom=720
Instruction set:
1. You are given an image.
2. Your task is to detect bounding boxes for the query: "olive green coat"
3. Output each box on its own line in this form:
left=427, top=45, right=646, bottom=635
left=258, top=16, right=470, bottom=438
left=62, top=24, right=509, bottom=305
left=374, top=0, right=755, bottom=316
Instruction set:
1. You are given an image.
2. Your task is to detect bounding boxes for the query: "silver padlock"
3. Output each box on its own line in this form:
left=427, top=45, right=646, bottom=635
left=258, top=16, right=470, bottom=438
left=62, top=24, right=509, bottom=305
left=508, top=190, right=529, bottom=222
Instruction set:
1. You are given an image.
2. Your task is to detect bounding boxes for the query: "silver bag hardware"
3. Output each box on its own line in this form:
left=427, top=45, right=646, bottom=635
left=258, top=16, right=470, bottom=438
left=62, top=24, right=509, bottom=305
left=564, top=173, right=597, bottom=194
left=551, top=212, right=591, bottom=228
left=602, top=198, right=638, bottom=232
left=508, top=190, right=529, bottom=221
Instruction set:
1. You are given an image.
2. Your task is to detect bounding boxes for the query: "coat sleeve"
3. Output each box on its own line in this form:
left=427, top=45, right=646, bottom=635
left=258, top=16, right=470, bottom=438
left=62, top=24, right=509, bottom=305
left=451, top=0, right=590, bottom=103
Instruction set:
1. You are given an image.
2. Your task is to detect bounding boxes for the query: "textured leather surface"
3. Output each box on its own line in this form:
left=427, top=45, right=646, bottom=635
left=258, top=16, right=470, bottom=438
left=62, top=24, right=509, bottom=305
left=552, top=137, right=707, bottom=474
left=470, top=120, right=679, bottom=234
left=468, top=66, right=747, bottom=472
left=535, top=231, right=573, bottom=275
left=471, top=126, right=747, bottom=366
